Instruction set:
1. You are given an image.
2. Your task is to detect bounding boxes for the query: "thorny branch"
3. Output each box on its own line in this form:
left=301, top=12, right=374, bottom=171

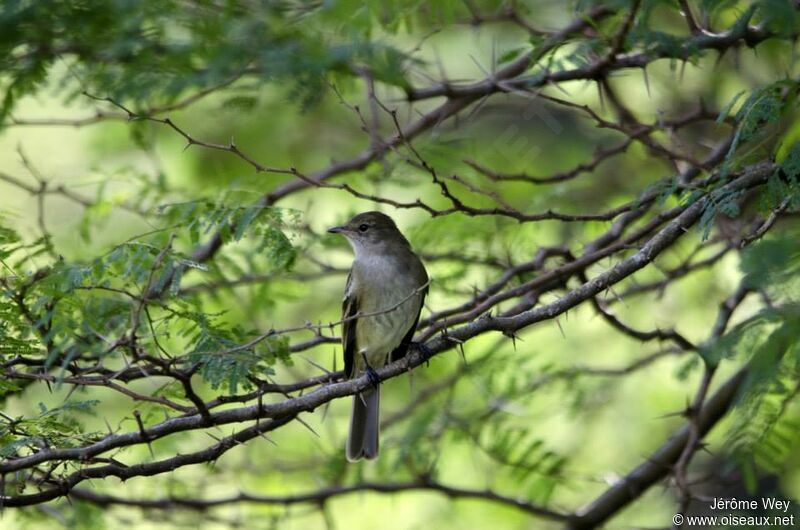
left=1, top=2, right=798, bottom=528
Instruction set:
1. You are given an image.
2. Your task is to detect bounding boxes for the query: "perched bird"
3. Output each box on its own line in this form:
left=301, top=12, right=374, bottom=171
left=328, top=211, right=428, bottom=461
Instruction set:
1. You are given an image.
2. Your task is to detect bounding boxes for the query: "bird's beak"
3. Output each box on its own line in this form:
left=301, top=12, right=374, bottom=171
left=327, top=225, right=346, bottom=234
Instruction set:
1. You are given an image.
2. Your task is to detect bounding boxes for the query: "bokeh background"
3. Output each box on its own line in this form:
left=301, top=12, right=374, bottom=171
left=1, top=1, right=799, bottom=528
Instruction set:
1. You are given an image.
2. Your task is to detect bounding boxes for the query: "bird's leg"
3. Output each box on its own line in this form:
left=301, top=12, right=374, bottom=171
left=360, top=350, right=381, bottom=388
left=410, top=341, right=433, bottom=365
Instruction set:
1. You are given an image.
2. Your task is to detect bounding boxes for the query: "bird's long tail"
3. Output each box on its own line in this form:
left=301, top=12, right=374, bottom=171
left=347, top=387, right=379, bottom=461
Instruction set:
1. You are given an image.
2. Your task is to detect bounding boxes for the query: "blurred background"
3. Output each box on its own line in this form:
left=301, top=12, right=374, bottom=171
left=1, top=1, right=799, bottom=528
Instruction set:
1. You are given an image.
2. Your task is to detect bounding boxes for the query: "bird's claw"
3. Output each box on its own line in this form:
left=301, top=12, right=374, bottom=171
left=411, top=341, right=433, bottom=365
left=365, top=365, right=381, bottom=388
left=359, top=350, right=381, bottom=388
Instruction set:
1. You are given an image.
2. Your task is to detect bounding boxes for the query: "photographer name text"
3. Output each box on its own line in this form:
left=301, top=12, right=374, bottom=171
left=710, top=497, right=791, bottom=512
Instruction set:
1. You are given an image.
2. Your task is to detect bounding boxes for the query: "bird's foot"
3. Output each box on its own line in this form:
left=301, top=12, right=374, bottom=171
left=411, top=341, right=433, bottom=366
left=360, top=351, right=381, bottom=388
left=364, top=365, right=381, bottom=388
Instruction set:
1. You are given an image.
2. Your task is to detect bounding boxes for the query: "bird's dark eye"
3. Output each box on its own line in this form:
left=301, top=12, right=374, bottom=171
left=358, top=223, right=369, bottom=232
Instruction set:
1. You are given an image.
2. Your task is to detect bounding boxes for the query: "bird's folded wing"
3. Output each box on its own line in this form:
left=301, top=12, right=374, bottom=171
left=389, top=283, right=428, bottom=363
left=342, top=271, right=359, bottom=378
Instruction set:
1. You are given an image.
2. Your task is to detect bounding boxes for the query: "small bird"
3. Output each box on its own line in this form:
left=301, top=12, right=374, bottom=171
left=328, top=211, right=428, bottom=461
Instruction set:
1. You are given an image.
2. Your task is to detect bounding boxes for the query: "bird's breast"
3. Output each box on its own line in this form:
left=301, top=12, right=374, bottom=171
left=351, top=254, right=425, bottom=364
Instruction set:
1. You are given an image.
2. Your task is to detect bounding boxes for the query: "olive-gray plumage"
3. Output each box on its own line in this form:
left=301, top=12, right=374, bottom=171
left=328, top=211, right=428, bottom=461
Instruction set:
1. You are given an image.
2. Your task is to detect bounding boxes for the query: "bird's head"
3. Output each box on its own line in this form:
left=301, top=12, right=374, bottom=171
left=327, top=211, right=408, bottom=256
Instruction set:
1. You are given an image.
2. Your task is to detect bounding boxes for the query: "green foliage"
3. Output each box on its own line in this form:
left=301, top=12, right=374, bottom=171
left=183, top=312, right=289, bottom=393
left=0, top=214, right=50, bottom=270
left=158, top=200, right=297, bottom=267
left=0, top=0, right=435, bottom=123
left=475, top=424, right=566, bottom=503
left=0, top=399, right=100, bottom=460
left=390, top=405, right=439, bottom=472
left=728, top=320, right=800, bottom=482
left=699, top=0, right=741, bottom=22
left=705, top=303, right=800, bottom=483
left=763, top=142, right=800, bottom=212
left=732, top=82, right=789, bottom=149
left=588, top=46, right=797, bottom=244
left=755, top=0, right=800, bottom=36
left=724, top=79, right=798, bottom=171
left=1, top=0, right=800, bottom=528
left=0, top=216, right=22, bottom=262
left=702, top=230, right=800, bottom=366
left=66, top=501, right=106, bottom=530
left=630, top=27, right=694, bottom=62
left=701, top=232, right=800, bottom=479
left=696, top=188, right=744, bottom=241
left=0, top=191, right=299, bottom=401
left=740, top=229, right=800, bottom=298
left=697, top=79, right=799, bottom=240
left=0, top=219, right=46, bottom=363
left=0, top=298, right=41, bottom=360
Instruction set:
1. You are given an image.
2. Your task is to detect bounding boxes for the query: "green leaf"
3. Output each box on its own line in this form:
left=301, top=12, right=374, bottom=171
left=741, top=231, right=800, bottom=297
left=717, top=91, right=745, bottom=125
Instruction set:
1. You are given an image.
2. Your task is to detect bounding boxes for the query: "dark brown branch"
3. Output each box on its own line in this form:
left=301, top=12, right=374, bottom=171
left=678, top=0, right=702, bottom=35
left=407, top=14, right=773, bottom=101
left=673, top=284, right=751, bottom=510
left=569, top=282, right=752, bottom=529
left=465, top=138, right=633, bottom=185
left=7, top=73, right=244, bottom=128
left=566, top=367, right=748, bottom=529
left=0, top=163, right=772, bottom=498
left=69, top=477, right=568, bottom=521
left=608, top=243, right=733, bottom=301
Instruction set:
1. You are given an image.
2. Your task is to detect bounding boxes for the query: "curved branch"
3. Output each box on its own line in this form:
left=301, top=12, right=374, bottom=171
left=69, top=478, right=569, bottom=521
left=0, top=163, right=772, bottom=505
left=567, top=367, right=748, bottom=529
